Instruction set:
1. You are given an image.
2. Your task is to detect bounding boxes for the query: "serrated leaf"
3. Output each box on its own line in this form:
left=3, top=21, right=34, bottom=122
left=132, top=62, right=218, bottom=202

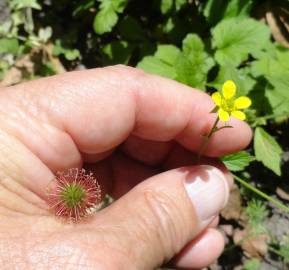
left=137, top=56, right=177, bottom=79
left=93, top=6, right=118, bottom=34
left=174, top=53, right=209, bottom=89
left=182, top=33, right=204, bottom=59
left=179, top=33, right=214, bottom=89
left=209, top=64, right=255, bottom=96
left=221, top=151, right=255, bottom=172
left=212, top=18, right=271, bottom=66
left=254, top=127, right=283, bottom=176
left=155, top=45, right=181, bottom=65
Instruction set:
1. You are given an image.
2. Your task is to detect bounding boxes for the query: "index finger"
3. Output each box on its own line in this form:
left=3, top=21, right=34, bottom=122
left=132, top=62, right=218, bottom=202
left=1, top=65, right=252, bottom=169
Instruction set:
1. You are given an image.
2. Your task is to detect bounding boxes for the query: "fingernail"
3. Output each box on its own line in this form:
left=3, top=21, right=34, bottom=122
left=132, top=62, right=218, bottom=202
left=184, top=165, right=229, bottom=226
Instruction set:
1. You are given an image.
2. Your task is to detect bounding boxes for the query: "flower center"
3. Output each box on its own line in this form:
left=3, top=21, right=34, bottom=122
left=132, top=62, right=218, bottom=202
left=61, top=183, right=86, bottom=208
left=221, top=98, right=235, bottom=113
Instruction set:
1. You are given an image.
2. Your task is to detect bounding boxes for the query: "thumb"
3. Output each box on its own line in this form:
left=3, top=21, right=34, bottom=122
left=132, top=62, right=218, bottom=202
left=94, top=165, right=230, bottom=269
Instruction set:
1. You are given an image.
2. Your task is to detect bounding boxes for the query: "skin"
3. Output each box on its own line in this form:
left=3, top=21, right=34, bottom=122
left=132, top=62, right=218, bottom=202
left=0, top=65, right=252, bottom=269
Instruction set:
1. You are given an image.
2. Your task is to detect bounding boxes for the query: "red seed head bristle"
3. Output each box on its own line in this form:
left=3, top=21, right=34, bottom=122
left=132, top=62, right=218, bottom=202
left=47, top=168, right=102, bottom=222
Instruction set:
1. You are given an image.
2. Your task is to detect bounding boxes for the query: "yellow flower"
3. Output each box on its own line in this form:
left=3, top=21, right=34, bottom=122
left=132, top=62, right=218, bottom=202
left=211, top=80, right=252, bottom=122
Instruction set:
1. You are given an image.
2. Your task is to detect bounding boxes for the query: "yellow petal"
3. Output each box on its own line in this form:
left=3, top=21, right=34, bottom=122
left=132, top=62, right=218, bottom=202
left=231, top=110, right=246, bottom=120
left=222, top=80, right=236, bottom=100
left=211, top=92, right=222, bottom=106
left=234, top=96, right=252, bottom=109
left=218, top=108, right=230, bottom=122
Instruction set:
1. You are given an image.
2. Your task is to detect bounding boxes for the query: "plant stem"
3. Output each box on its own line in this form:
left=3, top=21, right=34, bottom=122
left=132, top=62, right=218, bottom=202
left=197, top=116, right=219, bottom=162
left=233, top=174, right=289, bottom=213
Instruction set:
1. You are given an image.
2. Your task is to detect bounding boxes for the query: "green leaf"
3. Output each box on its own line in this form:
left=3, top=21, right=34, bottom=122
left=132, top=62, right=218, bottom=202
left=182, top=33, right=204, bottom=60
left=102, top=41, right=133, bottom=64
left=160, top=0, right=173, bottom=14
left=266, top=87, right=289, bottom=118
left=203, top=0, right=254, bottom=26
left=221, top=151, right=255, bottom=172
left=155, top=45, right=181, bottom=65
left=179, top=33, right=214, bottom=89
left=175, top=53, right=198, bottom=87
left=111, top=0, right=128, bottom=12
left=10, top=0, right=41, bottom=10
left=53, top=39, right=80, bottom=61
left=242, top=259, right=261, bottom=270
left=138, top=34, right=213, bottom=89
left=250, top=44, right=289, bottom=120
left=93, top=0, right=128, bottom=34
left=224, top=0, right=254, bottom=19
left=254, top=127, right=283, bottom=176
left=0, top=38, right=19, bottom=55
left=209, top=64, right=255, bottom=96
left=175, top=0, right=187, bottom=11
left=212, top=18, right=271, bottom=67
left=93, top=6, right=118, bottom=35
left=137, top=56, right=177, bottom=79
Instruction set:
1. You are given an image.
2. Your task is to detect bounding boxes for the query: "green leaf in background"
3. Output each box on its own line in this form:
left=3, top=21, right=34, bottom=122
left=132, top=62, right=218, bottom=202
left=10, top=0, right=41, bottom=10
left=0, top=38, right=19, bottom=54
left=155, top=45, right=181, bottom=65
left=221, top=151, right=255, bottom=172
left=161, top=0, right=174, bottom=14
left=254, top=127, right=283, bottom=176
left=111, top=0, right=128, bottom=13
left=251, top=45, right=289, bottom=79
left=93, top=4, right=118, bottom=35
left=175, top=0, right=187, bottom=11
left=102, top=40, right=133, bottom=64
left=182, top=33, right=205, bottom=61
left=137, top=44, right=180, bottom=79
left=177, top=33, right=214, bottom=89
left=209, top=64, right=255, bottom=96
left=53, top=39, right=80, bottom=61
left=175, top=53, right=201, bottom=87
left=249, top=43, right=289, bottom=121
left=242, top=258, right=261, bottom=270
left=137, top=56, right=177, bottom=79
left=93, top=0, right=128, bottom=35
left=137, top=33, right=213, bottom=89
left=203, top=0, right=254, bottom=25
left=212, top=18, right=271, bottom=67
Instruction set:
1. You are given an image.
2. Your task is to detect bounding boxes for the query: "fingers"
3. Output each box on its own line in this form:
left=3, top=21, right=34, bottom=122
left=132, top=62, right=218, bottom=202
left=0, top=66, right=251, bottom=174
left=93, top=165, right=229, bottom=269
left=122, top=135, right=174, bottom=165
left=173, top=228, right=224, bottom=269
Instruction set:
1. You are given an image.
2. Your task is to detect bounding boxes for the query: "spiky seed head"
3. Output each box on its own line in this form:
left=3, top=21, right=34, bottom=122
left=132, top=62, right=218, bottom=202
left=47, top=168, right=102, bottom=222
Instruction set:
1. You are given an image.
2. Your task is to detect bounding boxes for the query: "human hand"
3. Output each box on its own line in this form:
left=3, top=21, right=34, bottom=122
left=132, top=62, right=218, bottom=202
left=0, top=65, right=251, bottom=269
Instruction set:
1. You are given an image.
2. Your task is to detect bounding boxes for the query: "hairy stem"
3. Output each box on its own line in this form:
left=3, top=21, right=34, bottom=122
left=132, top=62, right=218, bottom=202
left=233, top=174, right=289, bottom=213
left=197, top=116, right=219, bottom=162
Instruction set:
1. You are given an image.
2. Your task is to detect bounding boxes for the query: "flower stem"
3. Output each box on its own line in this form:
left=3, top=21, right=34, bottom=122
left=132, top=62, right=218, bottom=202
left=233, top=173, right=289, bottom=213
left=197, top=117, right=219, bottom=162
